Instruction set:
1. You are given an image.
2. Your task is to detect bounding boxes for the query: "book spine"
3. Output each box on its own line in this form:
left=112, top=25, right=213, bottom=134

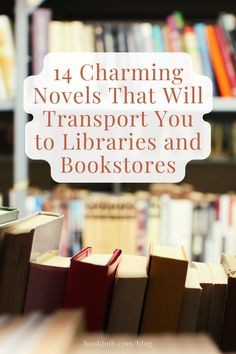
left=206, top=25, right=232, bottom=97
left=183, top=26, right=203, bottom=75
left=24, top=263, right=68, bottom=313
left=215, top=24, right=236, bottom=96
left=194, top=23, right=217, bottom=95
left=32, top=8, right=52, bottom=75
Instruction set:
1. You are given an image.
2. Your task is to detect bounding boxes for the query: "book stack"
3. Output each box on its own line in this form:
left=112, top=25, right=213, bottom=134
left=1, top=207, right=236, bottom=352
left=32, top=9, right=236, bottom=97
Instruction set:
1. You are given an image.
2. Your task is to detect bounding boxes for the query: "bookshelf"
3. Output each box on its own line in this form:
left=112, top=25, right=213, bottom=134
left=1, top=0, right=236, bottom=208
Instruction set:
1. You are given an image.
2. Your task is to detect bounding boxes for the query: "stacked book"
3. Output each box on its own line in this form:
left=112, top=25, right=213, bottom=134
left=0, top=206, right=236, bottom=351
left=32, top=10, right=236, bottom=97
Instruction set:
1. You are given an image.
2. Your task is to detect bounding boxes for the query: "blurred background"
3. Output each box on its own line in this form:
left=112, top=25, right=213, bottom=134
left=0, top=0, right=236, bottom=261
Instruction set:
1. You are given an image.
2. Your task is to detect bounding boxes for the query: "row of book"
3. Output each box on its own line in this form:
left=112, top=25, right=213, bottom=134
left=0, top=209, right=235, bottom=351
left=1, top=11, right=236, bottom=101
left=2, top=119, right=236, bottom=159
left=0, top=310, right=221, bottom=354
left=32, top=9, right=236, bottom=97
left=12, top=184, right=236, bottom=263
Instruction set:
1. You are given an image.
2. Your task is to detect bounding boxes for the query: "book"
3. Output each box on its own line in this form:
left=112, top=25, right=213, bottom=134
left=24, top=250, right=70, bottom=314
left=167, top=15, right=183, bottom=52
left=32, top=8, right=52, bottom=74
left=207, top=262, right=227, bottom=344
left=18, top=310, right=84, bottom=354
left=139, top=23, right=154, bottom=52
left=159, top=197, right=193, bottom=259
left=177, top=267, right=202, bottom=332
left=194, top=23, right=217, bottom=96
left=192, top=262, right=213, bottom=332
left=64, top=247, right=122, bottom=331
left=0, top=68, right=7, bottom=100
left=220, top=254, right=236, bottom=351
left=152, top=24, right=165, bottom=52
left=219, top=13, right=236, bottom=70
left=48, top=21, right=64, bottom=52
left=107, top=254, right=147, bottom=334
left=94, top=24, right=105, bottom=52
left=0, top=207, right=18, bottom=225
left=146, top=196, right=160, bottom=248
left=183, top=26, right=203, bottom=75
left=206, top=25, right=232, bottom=97
left=0, top=313, right=43, bottom=353
left=0, top=15, right=15, bottom=98
left=214, top=24, right=236, bottom=96
left=70, top=21, right=86, bottom=52
left=140, top=244, right=188, bottom=333
left=0, top=212, right=63, bottom=313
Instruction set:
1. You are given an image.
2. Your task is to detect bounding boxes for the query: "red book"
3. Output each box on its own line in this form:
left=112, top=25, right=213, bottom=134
left=215, top=24, right=236, bottom=96
left=206, top=25, right=232, bottom=97
left=24, top=251, right=71, bottom=314
left=64, top=247, right=122, bottom=331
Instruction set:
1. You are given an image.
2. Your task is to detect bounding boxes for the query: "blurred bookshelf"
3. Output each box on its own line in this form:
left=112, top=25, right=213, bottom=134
left=1, top=0, right=236, bottom=206
left=2, top=3, right=236, bottom=350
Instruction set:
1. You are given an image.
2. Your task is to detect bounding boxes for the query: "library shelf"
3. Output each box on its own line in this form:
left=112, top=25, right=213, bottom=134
left=212, top=98, right=236, bottom=112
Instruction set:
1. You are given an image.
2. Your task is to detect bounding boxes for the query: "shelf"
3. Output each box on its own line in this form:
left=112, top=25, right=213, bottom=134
left=0, top=100, right=14, bottom=112
left=41, top=0, right=236, bottom=21
left=191, top=157, right=236, bottom=165
left=212, top=97, right=236, bottom=112
left=0, top=98, right=235, bottom=113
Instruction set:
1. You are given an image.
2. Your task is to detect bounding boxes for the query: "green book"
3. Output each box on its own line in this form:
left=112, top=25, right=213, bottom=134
left=0, top=207, right=19, bottom=225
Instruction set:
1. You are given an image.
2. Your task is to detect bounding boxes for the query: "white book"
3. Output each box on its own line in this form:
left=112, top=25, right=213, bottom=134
left=0, top=15, right=15, bottom=98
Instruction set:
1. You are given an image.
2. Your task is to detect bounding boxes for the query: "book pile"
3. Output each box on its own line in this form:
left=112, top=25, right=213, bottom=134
left=32, top=10, right=236, bottom=97
left=0, top=207, right=236, bottom=350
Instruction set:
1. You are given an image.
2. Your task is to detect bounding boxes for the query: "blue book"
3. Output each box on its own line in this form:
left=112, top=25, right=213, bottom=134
left=194, top=23, right=217, bottom=95
left=152, top=24, right=166, bottom=52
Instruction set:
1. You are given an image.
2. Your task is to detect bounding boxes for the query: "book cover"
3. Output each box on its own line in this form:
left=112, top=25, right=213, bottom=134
left=24, top=250, right=70, bottom=314
left=0, top=212, right=63, bottom=313
left=64, top=246, right=122, bottom=331
left=140, top=244, right=188, bottom=333
left=107, top=254, right=148, bottom=334
left=0, top=207, right=18, bottom=225
left=220, top=254, right=236, bottom=351
left=206, top=25, right=232, bottom=97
